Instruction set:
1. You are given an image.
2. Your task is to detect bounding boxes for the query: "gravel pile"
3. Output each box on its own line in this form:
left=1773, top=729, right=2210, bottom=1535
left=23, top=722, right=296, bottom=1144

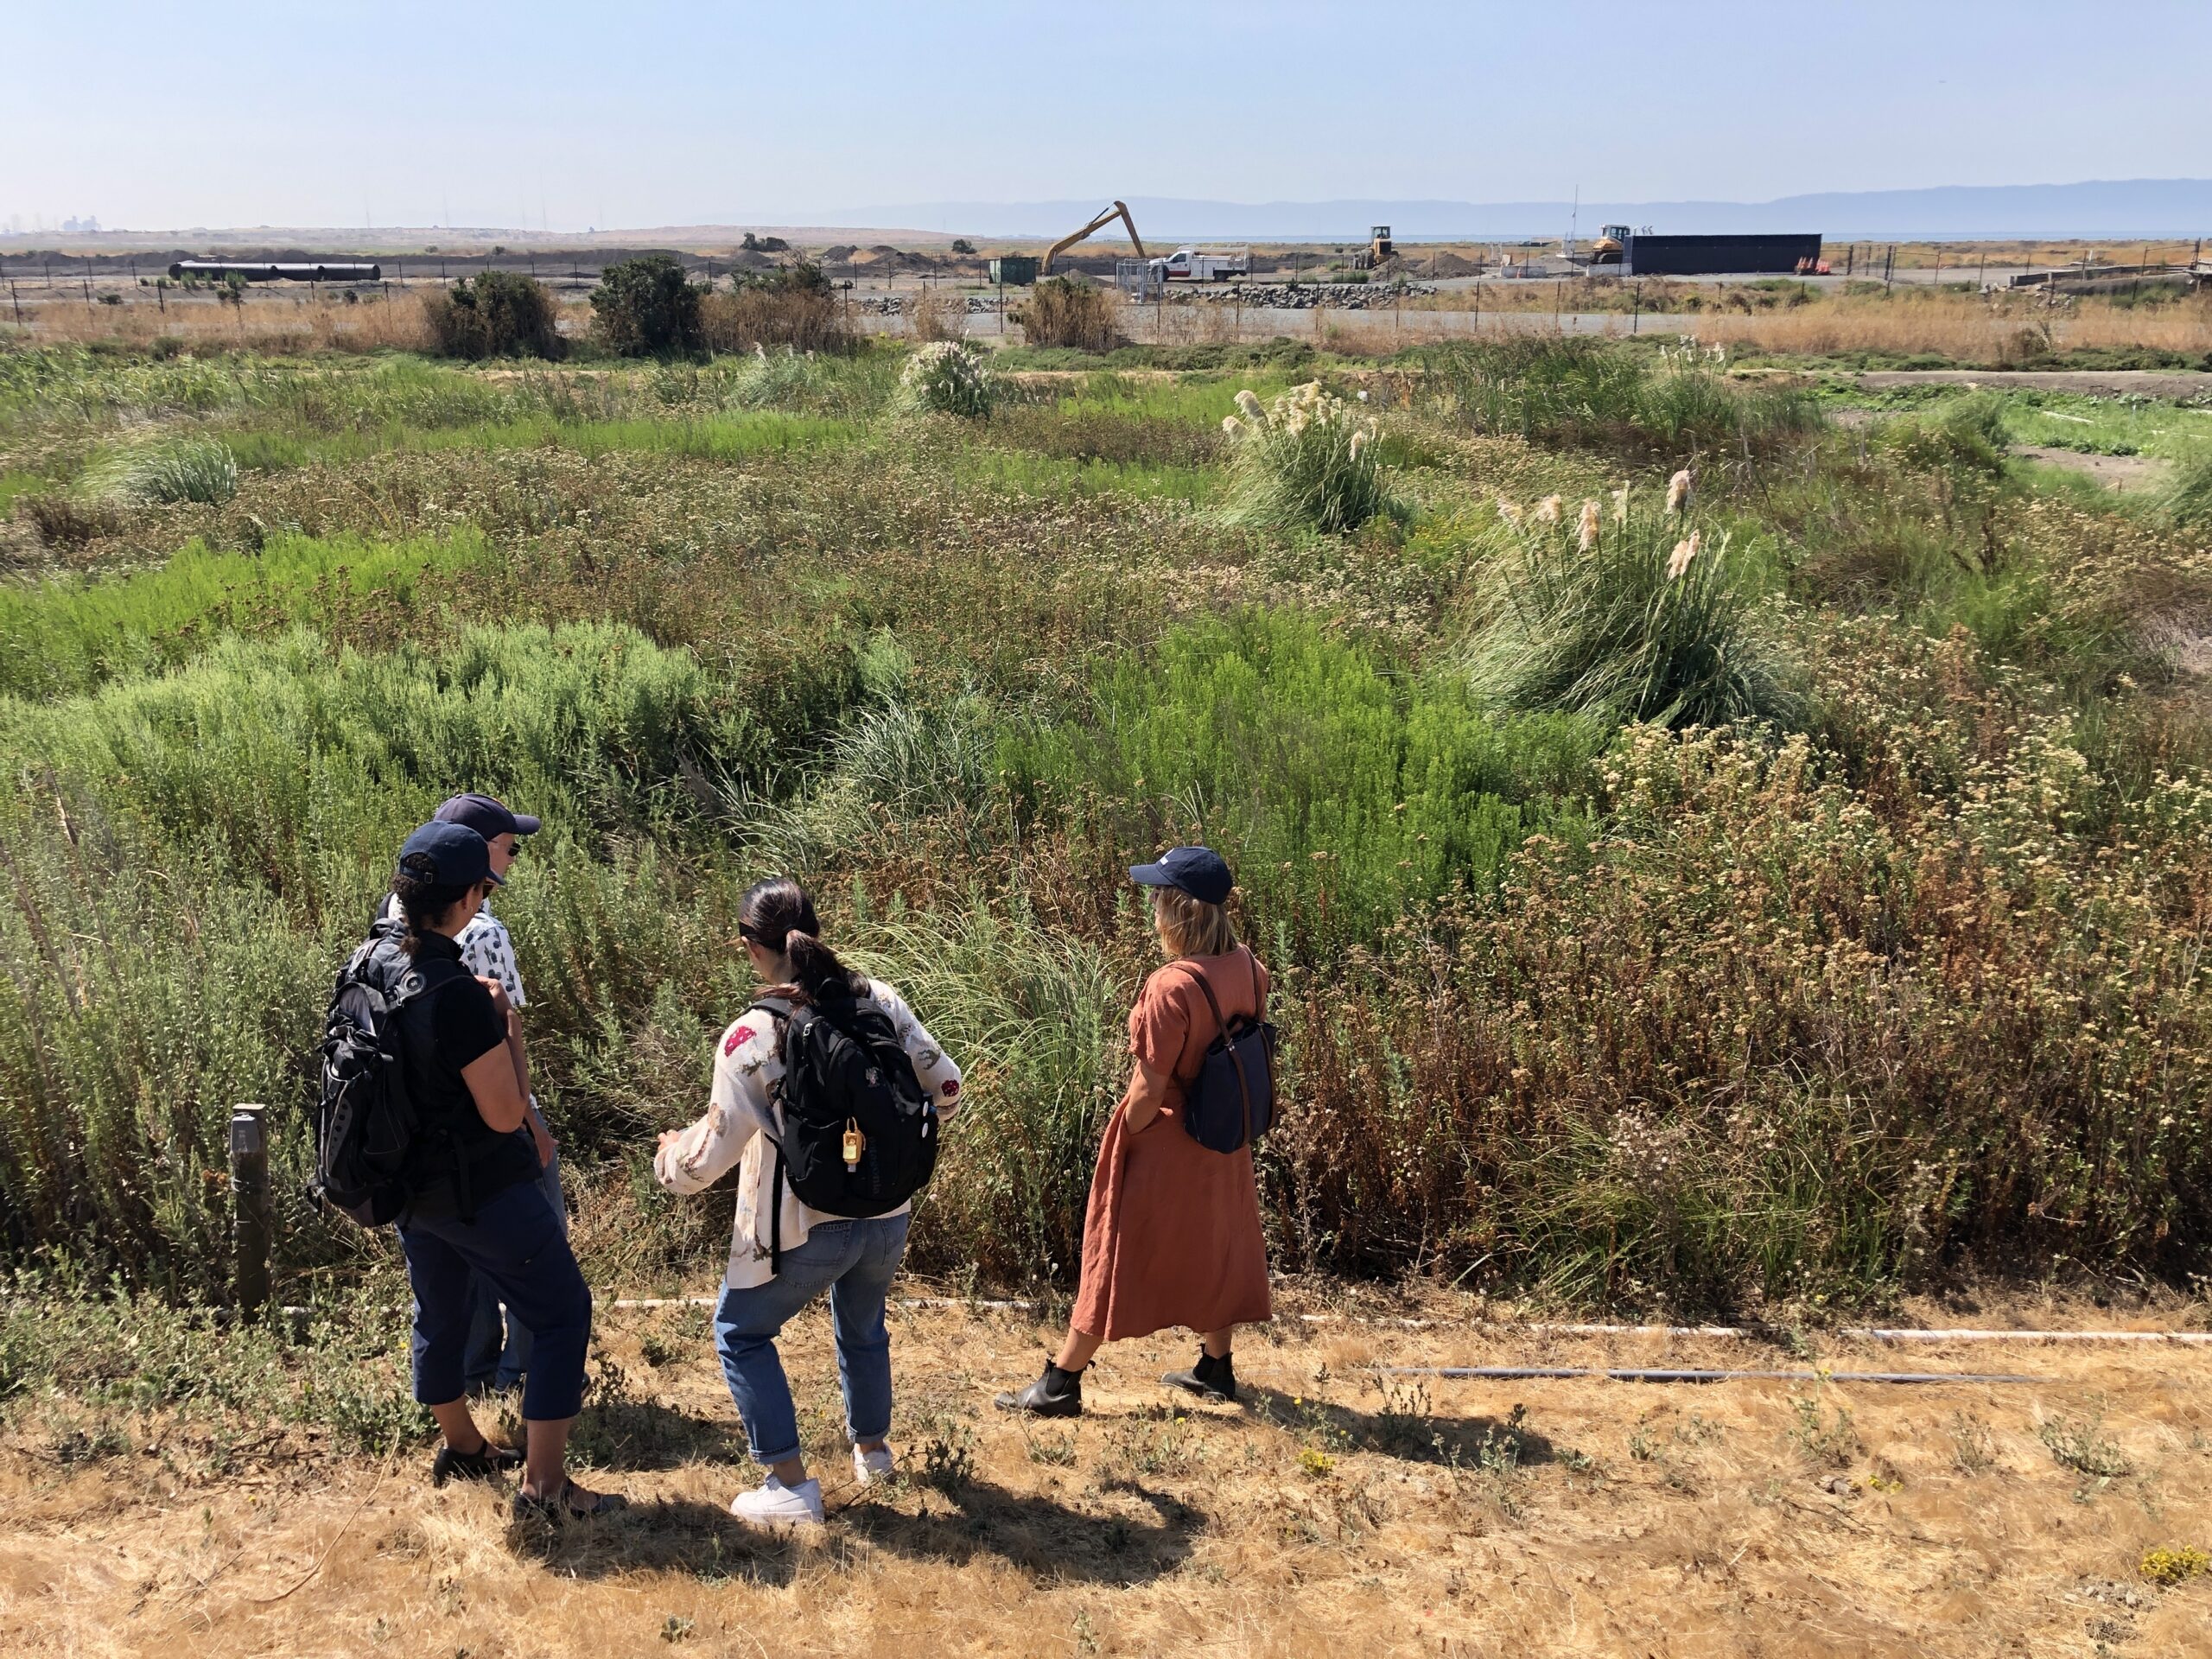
left=1187, top=283, right=1438, bottom=310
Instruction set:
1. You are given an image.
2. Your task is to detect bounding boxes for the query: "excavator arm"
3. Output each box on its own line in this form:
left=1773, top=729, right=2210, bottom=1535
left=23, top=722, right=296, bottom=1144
left=1041, top=200, right=1146, bottom=274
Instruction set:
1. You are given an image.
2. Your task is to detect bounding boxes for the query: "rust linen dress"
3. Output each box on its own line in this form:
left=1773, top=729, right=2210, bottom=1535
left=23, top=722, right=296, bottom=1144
left=1071, top=948, right=1274, bottom=1341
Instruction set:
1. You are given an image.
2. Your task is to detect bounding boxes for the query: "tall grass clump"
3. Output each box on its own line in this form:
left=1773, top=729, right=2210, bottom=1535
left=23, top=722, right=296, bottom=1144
left=423, top=270, right=565, bottom=360
left=1004, top=607, right=1598, bottom=944
left=1014, top=277, right=1126, bottom=353
left=898, top=341, right=995, bottom=418
left=2163, top=451, right=2212, bottom=532
left=700, top=262, right=852, bottom=355
left=1418, top=334, right=1821, bottom=455
left=852, top=900, right=1124, bottom=1287
left=1220, top=379, right=1398, bottom=534
left=81, top=434, right=239, bottom=505
left=1468, top=488, right=1799, bottom=729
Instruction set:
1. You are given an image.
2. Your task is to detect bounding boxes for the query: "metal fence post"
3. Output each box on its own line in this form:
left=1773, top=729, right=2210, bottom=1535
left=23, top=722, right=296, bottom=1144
left=231, top=1103, right=271, bottom=1319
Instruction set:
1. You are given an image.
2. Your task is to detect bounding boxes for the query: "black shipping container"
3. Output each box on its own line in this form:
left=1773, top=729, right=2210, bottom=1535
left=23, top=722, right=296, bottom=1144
left=1623, top=234, right=1821, bottom=276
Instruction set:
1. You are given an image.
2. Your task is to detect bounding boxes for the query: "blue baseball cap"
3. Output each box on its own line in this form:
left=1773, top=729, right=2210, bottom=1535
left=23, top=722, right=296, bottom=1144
left=397, top=821, right=503, bottom=887
left=1129, top=845, right=1233, bottom=906
left=433, top=791, right=541, bottom=840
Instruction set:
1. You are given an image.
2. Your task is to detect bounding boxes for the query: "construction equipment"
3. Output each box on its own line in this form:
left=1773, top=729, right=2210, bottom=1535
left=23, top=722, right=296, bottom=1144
left=1588, top=226, right=1630, bottom=265
left=1041, top=201, right=1145, bottom=275
left=1352, top=226, right=1395, bottom=271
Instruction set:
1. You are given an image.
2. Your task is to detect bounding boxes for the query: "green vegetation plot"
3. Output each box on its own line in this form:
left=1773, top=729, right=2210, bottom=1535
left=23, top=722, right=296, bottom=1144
left=1005, top=608, right=1600, bottom=939
left=0, top=529, right=490, bottom=700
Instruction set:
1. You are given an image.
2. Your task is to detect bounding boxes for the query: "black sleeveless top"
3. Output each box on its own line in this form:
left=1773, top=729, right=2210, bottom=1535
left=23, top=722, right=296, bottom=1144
left=384, top=926, right=539, bottom=1218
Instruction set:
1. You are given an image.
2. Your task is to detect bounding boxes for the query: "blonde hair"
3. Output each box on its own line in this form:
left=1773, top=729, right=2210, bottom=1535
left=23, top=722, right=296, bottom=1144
left=1153, top=886, right=1237, bottom=959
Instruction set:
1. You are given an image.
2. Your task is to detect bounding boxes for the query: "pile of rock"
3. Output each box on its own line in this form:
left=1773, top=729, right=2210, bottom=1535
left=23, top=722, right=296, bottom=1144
left=1185, top=282, right=1438, bottom=310
left=851, top=294, right=1007, bottom=316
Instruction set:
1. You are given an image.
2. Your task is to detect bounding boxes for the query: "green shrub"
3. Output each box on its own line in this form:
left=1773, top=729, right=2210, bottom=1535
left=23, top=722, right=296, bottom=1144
left=1003, top=607, right=1599, bottom=943
left=589, top=255, right=708, bottom=358
left=1221, top=379, right=1398, bottom=534
left=1467, top=491, right=1799, bottom=730
left=898, top=341, right=995, bottom=418
left=0, top=529, right=488, bottom=700
left=1014, top=277, right=1126, bottom=353
left=424, top=270, right=565, bottom=360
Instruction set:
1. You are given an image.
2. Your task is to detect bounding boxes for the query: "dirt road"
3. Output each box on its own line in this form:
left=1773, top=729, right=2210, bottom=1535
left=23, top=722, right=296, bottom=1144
left=1859, top=368, right=2212, bottom=401
left=6, top=1289, right=2209, bottom=1657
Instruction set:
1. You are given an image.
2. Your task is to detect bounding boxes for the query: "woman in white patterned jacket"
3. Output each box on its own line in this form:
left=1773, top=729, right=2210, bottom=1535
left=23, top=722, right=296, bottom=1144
left=654, top=877, right=963, bottom=1529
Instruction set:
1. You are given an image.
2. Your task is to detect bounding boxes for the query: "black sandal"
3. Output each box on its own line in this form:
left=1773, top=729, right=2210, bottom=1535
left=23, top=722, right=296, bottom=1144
left=432, top=1438, right=524, bottom=1486
left=512, top=1478, right=628, bottom=1523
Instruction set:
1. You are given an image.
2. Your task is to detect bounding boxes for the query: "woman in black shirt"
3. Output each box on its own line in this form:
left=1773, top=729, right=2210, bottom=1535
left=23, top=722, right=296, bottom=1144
left=385, top=821, right=620, bottom=1522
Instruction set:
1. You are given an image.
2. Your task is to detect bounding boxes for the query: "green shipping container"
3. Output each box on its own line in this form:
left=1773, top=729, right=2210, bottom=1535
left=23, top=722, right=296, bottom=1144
left=988, top=255, right=1039, bottom=286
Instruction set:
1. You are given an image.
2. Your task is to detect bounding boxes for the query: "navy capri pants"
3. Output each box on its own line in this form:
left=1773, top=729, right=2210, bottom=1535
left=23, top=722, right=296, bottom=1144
left=397, top=1175, right=591, bottom=1422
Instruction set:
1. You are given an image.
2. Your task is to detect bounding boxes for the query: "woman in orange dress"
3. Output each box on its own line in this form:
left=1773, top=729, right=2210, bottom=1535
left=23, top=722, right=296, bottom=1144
left=998, top=846, right=1272, bottom=1415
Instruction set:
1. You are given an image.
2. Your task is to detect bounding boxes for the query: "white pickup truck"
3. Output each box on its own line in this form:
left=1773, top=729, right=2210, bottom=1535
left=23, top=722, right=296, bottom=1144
left=1149, top=246, right=1250, bottom=283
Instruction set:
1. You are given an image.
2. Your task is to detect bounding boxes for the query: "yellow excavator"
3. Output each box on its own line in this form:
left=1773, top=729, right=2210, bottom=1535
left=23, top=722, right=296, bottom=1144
left=1041, top=200, right=1146, bottom=275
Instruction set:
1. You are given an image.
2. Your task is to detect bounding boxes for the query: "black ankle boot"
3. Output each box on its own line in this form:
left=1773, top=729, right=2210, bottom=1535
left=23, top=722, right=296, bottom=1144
left=1162, top=1347, right=1236, bottom=1403
left=995, top=1361, right=1084, bottom=1417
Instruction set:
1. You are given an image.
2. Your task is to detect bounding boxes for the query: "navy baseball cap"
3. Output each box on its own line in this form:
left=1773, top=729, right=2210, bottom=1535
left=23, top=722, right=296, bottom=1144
left=397, top=821, right=503, bottom=887
left=433, top=791, right=541, bottom=840
left=1129, top=845, right=1233, bottom=906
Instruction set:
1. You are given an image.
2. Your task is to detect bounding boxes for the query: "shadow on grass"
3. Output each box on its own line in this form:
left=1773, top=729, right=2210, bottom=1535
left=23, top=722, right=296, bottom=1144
left=504, top=1476, right=1197, bottom=1587
left=841, top=1474, right=1198, bottom=1585
left=562, top=1395, right=747, bottom=1474
left=506, top=1498, right=805, bottom=1585
left=1241, top=1383, right=1560, bottom=1469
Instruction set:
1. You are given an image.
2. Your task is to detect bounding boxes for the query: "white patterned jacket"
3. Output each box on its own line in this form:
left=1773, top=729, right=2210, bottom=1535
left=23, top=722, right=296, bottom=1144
left=652, top=979, right=963, bottom=1290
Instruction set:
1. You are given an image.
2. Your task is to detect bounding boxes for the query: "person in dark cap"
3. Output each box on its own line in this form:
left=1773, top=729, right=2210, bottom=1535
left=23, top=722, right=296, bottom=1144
left=380, top=793, right=559, bottom=1396
left=378, top=821, right=620, bottom=1520
left=997, top=846, right=1273, bottom=1417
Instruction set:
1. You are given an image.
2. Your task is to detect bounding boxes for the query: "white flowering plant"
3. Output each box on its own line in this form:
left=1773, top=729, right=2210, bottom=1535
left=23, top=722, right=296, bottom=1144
left=1466, top=475, right=1798, bottom=730
left=897, top=340, right=995, bottom=419
left=1220, top=380, right=1400, bottom=534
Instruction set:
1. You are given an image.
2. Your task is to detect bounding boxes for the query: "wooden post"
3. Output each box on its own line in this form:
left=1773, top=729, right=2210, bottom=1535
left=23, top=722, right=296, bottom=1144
left=1632, top=281, right=1640, bottom=335
left=9, top=280, right=20, bottom=326
left=231, top=1103, right=271, bottom=1320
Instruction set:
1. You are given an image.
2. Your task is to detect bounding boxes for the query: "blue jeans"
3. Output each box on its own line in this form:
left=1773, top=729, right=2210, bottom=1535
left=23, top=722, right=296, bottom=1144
left=464, top=1152, right=565, bottom=1390
left=713, top=1213, right=911, bottom=1468
left=399, top=1173, right=591, bottom=1423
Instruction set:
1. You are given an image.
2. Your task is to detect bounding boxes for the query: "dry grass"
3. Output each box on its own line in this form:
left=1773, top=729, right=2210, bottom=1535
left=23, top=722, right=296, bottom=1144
left=7, top=1290, right=2209, bottom=1657
left=5, top=292, right=447, bottom=353
left=911, top=287, right=969, bottom=344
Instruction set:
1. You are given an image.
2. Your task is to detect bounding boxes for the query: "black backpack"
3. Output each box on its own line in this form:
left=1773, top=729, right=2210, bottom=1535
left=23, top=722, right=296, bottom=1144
left=752, top=989, right=939, bottom=1269
left=1174, top=950, right=1279, bottom=1155
left=312, top=921, right=464, bottom=1227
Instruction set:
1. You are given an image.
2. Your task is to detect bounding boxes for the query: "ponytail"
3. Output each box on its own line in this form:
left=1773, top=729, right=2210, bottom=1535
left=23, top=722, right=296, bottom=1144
left=740, top=876, right=868, bottom=1007
left=391, top=853, right=475, bottom=957
left=784, top=928, right=862, bottom=1006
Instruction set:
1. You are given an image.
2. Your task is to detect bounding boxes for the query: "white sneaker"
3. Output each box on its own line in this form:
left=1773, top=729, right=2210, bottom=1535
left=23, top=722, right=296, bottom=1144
left=853, top=1444, right=895, bottom=1485
left=728, top=1474, right=823, bottom=1529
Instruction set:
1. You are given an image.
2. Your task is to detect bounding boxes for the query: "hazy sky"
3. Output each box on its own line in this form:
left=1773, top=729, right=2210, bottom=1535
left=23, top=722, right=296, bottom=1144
left=10, top=0, right=2210, bottom=231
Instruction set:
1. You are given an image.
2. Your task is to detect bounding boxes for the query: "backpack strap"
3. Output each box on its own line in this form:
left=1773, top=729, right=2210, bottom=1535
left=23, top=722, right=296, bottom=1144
left=1170, top=960, right=1258, bottom=1146
left=745, top=999, right=796, bottom=1274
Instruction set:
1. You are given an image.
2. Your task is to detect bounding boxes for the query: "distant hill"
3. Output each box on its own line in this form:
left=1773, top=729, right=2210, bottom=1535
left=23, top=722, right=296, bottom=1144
left=820, top=181, right=2212, bottom=242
